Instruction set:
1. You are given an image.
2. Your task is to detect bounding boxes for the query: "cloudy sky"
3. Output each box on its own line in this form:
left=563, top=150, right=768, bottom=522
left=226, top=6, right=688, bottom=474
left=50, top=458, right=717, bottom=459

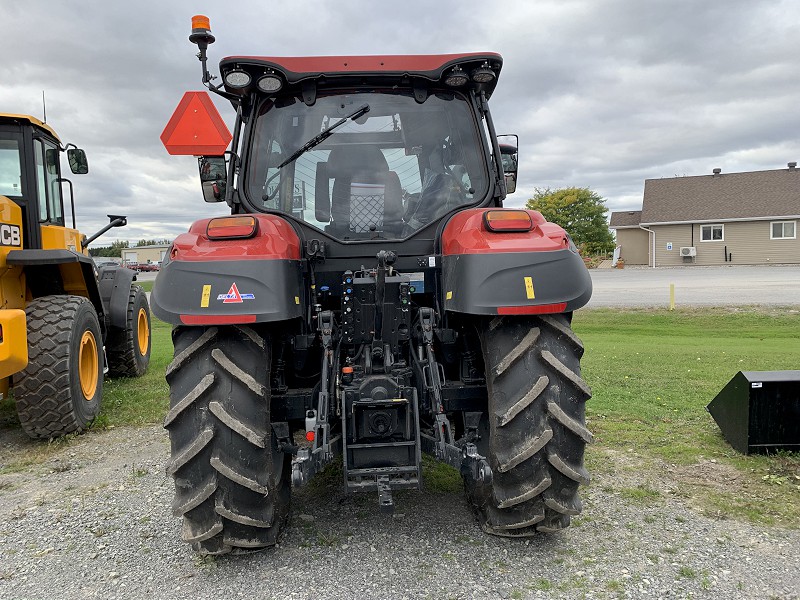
left=2, top=0, right=798, bottom=244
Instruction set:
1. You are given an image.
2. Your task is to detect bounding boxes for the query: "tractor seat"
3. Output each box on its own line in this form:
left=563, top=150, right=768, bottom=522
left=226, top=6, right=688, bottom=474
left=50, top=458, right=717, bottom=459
left=327, top=146, right=403, bottom=237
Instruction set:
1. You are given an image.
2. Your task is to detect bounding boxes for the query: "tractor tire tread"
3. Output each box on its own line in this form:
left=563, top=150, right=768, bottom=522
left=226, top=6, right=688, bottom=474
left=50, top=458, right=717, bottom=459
left=466, top=314, right=591, bottom=537
left=165, top=325, right=290, bottom=555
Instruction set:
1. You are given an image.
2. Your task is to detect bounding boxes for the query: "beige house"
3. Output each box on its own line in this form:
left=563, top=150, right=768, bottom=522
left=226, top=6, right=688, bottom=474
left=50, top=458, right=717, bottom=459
left=121, top=244, right=170, bottom=266
left=611, top=164, right=800, bottom=266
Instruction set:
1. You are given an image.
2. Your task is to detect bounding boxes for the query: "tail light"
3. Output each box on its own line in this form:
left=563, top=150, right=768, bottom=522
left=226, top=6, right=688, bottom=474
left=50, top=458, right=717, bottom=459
left=206, top=216, right=258, bottom=240
left=483, top=210, right=533, bottom=232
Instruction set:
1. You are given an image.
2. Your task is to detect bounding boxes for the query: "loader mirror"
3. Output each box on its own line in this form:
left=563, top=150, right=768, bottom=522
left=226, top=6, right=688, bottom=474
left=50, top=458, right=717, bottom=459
left=498, top=134, right=518, bottom=195
left=45, top=148, right=60, bottom=173
left=504, top=171, right=517, bottom=194
left=67, top=148, right=89, bottom=174
left=198, top=156, right=227, bottom=202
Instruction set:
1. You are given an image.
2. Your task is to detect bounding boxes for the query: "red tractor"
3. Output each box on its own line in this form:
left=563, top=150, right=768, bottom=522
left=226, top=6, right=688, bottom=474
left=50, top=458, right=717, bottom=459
left=153, top=16, right=592, bottom=555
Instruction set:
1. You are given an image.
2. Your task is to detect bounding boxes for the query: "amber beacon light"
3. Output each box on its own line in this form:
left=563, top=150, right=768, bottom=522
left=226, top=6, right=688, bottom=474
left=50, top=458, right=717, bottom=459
left=190, top=15, right=213, bottom=41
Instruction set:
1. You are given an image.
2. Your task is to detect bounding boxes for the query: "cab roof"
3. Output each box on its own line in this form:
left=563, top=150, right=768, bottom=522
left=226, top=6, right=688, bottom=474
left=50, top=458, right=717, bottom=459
left=0, top=113, right=61, bottom=141
left=219, top=52, right=503, bottom=98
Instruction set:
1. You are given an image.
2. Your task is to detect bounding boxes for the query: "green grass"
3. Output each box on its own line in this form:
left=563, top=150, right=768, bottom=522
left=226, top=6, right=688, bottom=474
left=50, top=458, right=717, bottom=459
left=94, top=317, right=172, bottom=427
left=421, top=455, right=462, bottom=494
left=574, top=306, right=800, bottom=526
left=618, top=484, right=661, bottom=504
left=137, top=280, right=154, bottom=293
left=576, top=307, right=800, bottom=462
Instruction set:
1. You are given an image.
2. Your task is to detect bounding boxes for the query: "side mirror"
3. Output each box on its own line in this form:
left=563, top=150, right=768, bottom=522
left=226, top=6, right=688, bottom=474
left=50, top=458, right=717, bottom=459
left=198, top=156, right=226, bottom=203
left=67, top=148, right=89, bottom=174
left=504, top=171, right=517, bottom=195
left=45, top=148, right=60, bottom=174
left=498, top=134, right=518, bottom=195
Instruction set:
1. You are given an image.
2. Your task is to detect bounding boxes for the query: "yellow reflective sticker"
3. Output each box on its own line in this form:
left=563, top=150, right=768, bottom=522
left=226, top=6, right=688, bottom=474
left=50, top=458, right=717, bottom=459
left=295, top=296, right=300, bottom=305
left=524, top=276, right=535, bottom=299
left=446, top=291, right=453, bottom=300
left=200, top=285, right=212, bottom=308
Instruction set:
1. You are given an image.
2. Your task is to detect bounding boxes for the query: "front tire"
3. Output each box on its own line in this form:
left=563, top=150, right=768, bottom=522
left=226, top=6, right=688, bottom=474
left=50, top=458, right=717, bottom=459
left=106, top=284, right=151, bottom=377
left=466, top=314, right=592, bottom=535
left=14, top=296, right=103, bottom=439
left=164, top=325, right=290, bottom=555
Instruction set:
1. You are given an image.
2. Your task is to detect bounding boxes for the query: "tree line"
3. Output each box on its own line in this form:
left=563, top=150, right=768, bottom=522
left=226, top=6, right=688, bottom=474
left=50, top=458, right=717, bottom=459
left=88, top=239, right=172, bottom=257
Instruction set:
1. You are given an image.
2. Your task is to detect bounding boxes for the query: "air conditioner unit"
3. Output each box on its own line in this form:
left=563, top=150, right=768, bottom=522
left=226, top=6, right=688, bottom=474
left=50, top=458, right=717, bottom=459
left=680, top=246, right=697, bottom=257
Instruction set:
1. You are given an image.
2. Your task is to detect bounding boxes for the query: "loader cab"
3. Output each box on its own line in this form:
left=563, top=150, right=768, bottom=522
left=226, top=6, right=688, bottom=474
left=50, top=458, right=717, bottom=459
left=0, top=114, right=85, bottom=251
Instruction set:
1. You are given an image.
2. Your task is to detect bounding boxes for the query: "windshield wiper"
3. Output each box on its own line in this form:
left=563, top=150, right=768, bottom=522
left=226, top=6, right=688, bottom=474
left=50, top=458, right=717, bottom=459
left=277, top=103, right=370, bottom=169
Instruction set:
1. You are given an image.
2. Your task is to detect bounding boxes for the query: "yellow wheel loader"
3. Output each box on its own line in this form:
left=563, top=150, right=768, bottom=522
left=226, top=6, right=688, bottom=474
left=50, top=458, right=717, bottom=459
left=0, top=113, right=151, bottom=439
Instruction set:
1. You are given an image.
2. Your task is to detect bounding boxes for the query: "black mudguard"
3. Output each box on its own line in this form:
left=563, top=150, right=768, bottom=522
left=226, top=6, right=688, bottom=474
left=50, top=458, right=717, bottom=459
left=441, top=248, right=592, bottom=315
left=97, top=265, right=138, bottom=329
left=151, top=257, right=304, bottom=325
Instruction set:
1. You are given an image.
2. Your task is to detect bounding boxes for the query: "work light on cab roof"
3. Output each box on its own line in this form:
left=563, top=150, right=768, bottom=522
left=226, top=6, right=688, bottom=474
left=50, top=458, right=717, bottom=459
left=187, top=15, right=501, bottom=101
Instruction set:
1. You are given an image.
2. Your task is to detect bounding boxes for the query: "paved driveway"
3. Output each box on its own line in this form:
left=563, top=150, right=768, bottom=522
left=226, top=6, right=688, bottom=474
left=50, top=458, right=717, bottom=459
left=587, top=265, right=800, bottom=308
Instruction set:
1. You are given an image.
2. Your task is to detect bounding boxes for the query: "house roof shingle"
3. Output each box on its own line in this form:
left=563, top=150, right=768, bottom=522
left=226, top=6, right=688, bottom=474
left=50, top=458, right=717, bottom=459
left=640, top=166, right=800, bottom=224
left=609, top=210, right=642, bottom=228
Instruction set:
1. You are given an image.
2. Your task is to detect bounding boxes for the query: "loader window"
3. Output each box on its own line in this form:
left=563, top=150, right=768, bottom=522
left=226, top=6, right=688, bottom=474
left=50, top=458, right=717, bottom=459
left=0, top=138, right=23, bottom=197
left=34, top=139, right=64, bottom=226
left=247, top=90, right=488, bottom=239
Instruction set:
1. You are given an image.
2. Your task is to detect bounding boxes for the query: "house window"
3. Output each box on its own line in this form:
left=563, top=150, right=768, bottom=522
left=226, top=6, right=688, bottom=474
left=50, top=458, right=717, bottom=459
left=701, top=224, right=724, bottom=241
left=771, top=221, right=796, bottom=240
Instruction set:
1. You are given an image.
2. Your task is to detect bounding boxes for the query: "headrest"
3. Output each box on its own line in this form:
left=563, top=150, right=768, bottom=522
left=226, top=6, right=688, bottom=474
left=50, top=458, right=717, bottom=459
left=327, top=146, right=388, bottom=178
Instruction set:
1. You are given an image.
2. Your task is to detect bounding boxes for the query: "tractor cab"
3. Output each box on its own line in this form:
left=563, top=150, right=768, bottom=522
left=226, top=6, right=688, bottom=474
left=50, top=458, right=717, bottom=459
left=240, top=85, right=492, bottom=241
left=161, top=37, right=509, bottom=246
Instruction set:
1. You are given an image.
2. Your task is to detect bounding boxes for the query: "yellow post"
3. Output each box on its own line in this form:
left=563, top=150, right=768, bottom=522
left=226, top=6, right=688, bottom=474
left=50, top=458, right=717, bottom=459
left=669, top=283, right=675, bottom=311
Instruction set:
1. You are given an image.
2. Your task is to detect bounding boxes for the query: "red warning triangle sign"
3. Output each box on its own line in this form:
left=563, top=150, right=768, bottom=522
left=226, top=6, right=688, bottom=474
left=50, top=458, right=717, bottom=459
left=161, top=91, right=232, bottom=156
left=222, top=283, right=243, bottom=303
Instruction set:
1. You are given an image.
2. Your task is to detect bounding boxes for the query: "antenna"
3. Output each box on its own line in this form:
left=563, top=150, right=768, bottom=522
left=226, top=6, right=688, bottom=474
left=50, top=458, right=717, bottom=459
left=42, top=91, right=47, bottom=123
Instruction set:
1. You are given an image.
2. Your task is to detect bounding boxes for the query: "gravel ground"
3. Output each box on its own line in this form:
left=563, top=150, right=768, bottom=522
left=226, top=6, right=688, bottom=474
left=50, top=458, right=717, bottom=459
left=1, top=425, right=798, bottom=600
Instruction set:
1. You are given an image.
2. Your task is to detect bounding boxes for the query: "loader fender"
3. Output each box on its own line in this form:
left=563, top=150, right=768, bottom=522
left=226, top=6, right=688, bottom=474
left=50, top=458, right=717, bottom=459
left=150, top=214, right=304, bottom=326
left=440, top=208, right=592, bottom=315
left=97, top=265, right=138, bottom=329
left=6, top=249, right=107, bottom=326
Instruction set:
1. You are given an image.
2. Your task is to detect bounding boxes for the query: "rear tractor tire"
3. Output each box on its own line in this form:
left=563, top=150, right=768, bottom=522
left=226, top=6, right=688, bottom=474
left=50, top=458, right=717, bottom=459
left=13, top=295, right=104, bottom=439
left=164, top=325, right=290, bottom=555
left=466, top=314, right=592, bottom=535
left=106, top=284, right=151, bottom=377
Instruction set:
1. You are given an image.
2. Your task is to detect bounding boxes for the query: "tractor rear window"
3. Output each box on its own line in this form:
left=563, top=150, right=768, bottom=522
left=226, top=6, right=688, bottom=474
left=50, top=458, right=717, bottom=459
left=0, top=138, right=23, bottom=197
left=246, top=91, right=488, bottom=240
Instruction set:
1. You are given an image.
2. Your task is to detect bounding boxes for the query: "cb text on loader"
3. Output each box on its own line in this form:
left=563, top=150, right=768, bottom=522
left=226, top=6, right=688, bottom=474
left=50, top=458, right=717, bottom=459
left=0, top=113, right=151, bottom=439
left=154, top=15, right=593, bottom=555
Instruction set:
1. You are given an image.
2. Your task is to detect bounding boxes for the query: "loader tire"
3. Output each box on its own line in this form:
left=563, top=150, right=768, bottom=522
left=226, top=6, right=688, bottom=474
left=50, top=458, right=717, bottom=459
left=14, top=296, right=103, bottom=439
left=107, top=285, right=151, bottom=377
left=164, top=325, right=290, bottom=555
left=466, top=314, right=592, bottom=535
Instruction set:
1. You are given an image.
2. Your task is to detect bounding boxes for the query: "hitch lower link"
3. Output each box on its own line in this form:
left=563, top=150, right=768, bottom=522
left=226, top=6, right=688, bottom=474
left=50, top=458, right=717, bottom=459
left=292, top=310, right=340, bottom=487
left=418, top=308, right=493, bottom=494
left=460, top=442, right=493, bottom=489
